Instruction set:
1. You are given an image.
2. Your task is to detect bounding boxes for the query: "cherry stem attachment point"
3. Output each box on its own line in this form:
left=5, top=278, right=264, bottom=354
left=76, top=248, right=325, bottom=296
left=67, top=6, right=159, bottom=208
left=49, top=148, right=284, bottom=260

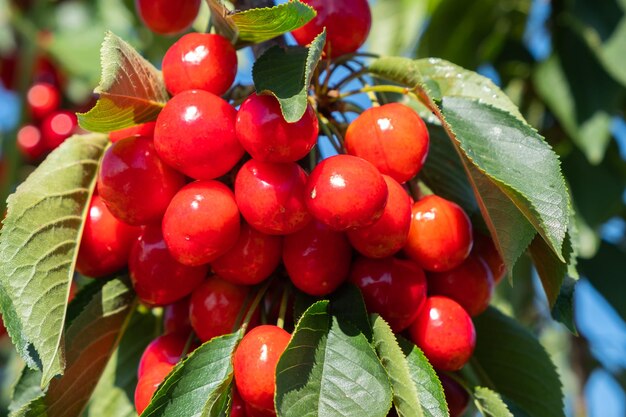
left=276, top=286, right=290, bottom=330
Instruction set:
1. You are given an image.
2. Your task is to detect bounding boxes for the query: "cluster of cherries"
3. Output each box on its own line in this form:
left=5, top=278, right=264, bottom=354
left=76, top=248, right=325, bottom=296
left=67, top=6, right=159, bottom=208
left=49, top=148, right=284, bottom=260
left=73, top=0, right=506, bottom=416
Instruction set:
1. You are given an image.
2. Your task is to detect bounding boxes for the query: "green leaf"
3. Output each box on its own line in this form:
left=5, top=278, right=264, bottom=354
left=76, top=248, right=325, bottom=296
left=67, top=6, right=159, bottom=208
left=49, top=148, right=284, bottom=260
left=141, top=330, right=244, bottom=417
left=396, top=336, right=448, bottom=417
left=528, top=230, right=574, bottom=308
left=232, top=1, right=315, bottom=44
left=84, top=308, right=159, bottom=417
left=473, top=308, right=565, bottom=417
left=253, top=30, right=326, bottom=122
left=9, top=368, right=44, bottom=414
left=551, top=276, right=578, bottom=335
left=77, top=32, right=169, bottom=133
left=276, top=301, right=392, bottom=417
left=11, top=277, right=136, bottom=417
left=329, top=284, right=372, bottom=340
left=371, top=316, right=448, bottom=417
left=473, top=387, right=513, bottom=417
left=0, top=134, right=109, bottom=386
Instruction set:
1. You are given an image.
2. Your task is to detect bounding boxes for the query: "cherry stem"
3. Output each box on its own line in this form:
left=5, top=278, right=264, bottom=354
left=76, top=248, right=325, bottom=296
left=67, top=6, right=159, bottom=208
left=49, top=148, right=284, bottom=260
left=276, top=286, right=290, bottom=330
left=334, top=85, right=417, bottom=101
left=468, top=357, right=498, bottom=391
left=181, top=329, right=196, bottom=358
left=239, top=279, right=273, bottom=333
left=317, top=114, right=343, bottom=154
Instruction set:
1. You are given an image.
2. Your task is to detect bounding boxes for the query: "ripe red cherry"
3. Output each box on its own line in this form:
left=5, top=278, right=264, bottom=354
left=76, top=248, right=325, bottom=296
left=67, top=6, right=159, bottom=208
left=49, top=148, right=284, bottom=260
left=211, top=222, right=282, bottom=285
left=231, top=388, right=247, bottom=417
left=26, top=82, right=60, bottom=119
left=76, top=194, right=140, bottom=278
left=163, top=297, right=192, bottom=334
left=245, top=403, right=276, bottom=417
left=154, top=90, right=243, bottom=180
left=129, top=225, right=207, bottom=306
left=235, top=160, right=311, bottom=235
left=138, top=332, right=189, bottom=379
left=350, top=256, right=427, bottom=332
left=473, top=232, right=506, bottom=284
left=347, top=175, right=411, bottom=258
left=283, top=220, right=352, bottom=296
left=236, top=93, right=319, bottom=162
left=438, top=373, right=470, bottom=417
left=291, top=0, right=371, bottom=58
left=234, top=325, right=291, bottom=412
left=109, top=121, right=156, bottom=143
left=17, top=124, right=46, bottom=161
left=97, top=137, right=186, bottom=226
left=427, top=254, right=494, bottom=317
left=408, top=296, right=476, bottom=371
left=134, top=364, right=171, bottom=415
left=40, top=110, right=77, bottom=150
left=163, top=33, right=237, bottom=96
left=306, top=155, right=387, bottom=231
left=135, top=0, right=201, bottom=35
left=404, top=195, right=473, bottom=272
left=189, top=276, right=250, bottom=343
left=162, top=180, right=240, bottom=266
left=345, top=103, right=430, bottom=183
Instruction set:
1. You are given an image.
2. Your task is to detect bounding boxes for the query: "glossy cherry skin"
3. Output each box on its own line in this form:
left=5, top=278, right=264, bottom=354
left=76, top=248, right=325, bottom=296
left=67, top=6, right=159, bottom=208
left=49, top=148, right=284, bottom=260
left=404, top=195, right=473, bottom=272
left=350, top=256, right=427, bottom=332
left=189, top=276, right=250, bottom=342
left=347, top=175, right=411, bottom=258
left=154, top=90, right=243, bottom=180
left=283, top=220, right=352, bottom=296
left=211, top=222, right=282, bottom=285
left=27, top=82, right=60, bottom=119
left=472, top=232, right=506, bottom=284
left=306, top=155, right=388, bottom=231
left=97, top=137, right=186, bottom=226
left=76, top=194, right=140, bottom=278
left=345, top=103, right=430, bottom=183
left=427, top=254, right=494, bottom=317
left=109, top=121, right=156, bottom=143
left=291, top=0, right=371, bottom=58
left=135, top=0, right=201, bottom=35
left=408, top=296, right=476, bottom=371
left=134, top=363, right=172, bottom=415
left=138, top=332, right=189, bottom=379
left=163, top=297, right=192, bottom=334
left=17, top=124, right=47, bottom=161
left=234, top=325, right=291, bottom=412
left=235, top=160, right=311, bottom=235
left=231, top=388, right=247, bottom=417
left=236, top=93, right=319, bottom=162
left=162, top=180, right=240, bottom=266
left=129, top=225, right=207, bottom=306
left=438, top=373, right=470, bottom=417
left=40, top=110, right=77, bottom=150
left=163, top=33, right=237, bottom=96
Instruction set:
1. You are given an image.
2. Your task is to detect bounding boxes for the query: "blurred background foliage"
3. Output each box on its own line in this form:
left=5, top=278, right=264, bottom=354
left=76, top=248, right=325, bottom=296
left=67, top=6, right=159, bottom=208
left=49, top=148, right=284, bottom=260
left=0, top=0, right=625, bottom=416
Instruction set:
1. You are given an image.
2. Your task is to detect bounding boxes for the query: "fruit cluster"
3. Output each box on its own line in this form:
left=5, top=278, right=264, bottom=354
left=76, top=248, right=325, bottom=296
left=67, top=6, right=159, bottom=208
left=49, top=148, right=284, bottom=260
left=73, top=1, right=507, bottom=416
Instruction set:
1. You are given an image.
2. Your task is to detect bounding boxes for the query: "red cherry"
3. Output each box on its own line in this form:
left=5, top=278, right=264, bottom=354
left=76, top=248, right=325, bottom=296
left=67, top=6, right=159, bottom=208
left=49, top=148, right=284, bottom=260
left=291, top=0, right=371, bottom=58
left=408, top=296, right=476, bottom=371
left=16, top=124, right=46, bottom=161
left=129, top=225, right=207, bottom=306
left=245, top=403, right=276, bottom=417
left=235, top=160, right=311, bottom=235
left=189, top=276, right=250, bottom=342
left=97, top=137, right=186, bottom=226
left=40, top=110, right=77, bottom=150
left=349, top=256, right=427, bottom=332
left=231, top=388, right=247, bottom=417
left=236, top=93, right=319, bottom=162
left=427, top=254, right=494, bottom=317
left=135, top=0, right=200, bottom=35
left=438, top=373, right=470, bottom=417
left=404, top=195, right=473, bottom=272
left=472, top=232, right=506, bottom=284
left=134, top=363, right=172, bottom=415
left=163, top=33, right=237, bottom=96
left=211, top=222, right=282, bottom=286
left=109, top=121, right=156, bottom=143
left=154, top=90, right=243, bottom=180
left=305, top=154, right=388, bottom=231
left=138, top=332, right=189, bottom=379
left=345, top=103, right=429, bottom=183
left=76, top=194, right=140, bottom=278
left=162, top=180, right=240, bottom=266
left=347, top=175, right=411, bottom=258
left=26, top=82, right=60, bottom=119
left=0, top=315, right=6, bottom=338
left=163, top=297, right=192, bottom=334
left=283, top=220, right=352, bottom=296
left=234, top=325, right=291, bottom=412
